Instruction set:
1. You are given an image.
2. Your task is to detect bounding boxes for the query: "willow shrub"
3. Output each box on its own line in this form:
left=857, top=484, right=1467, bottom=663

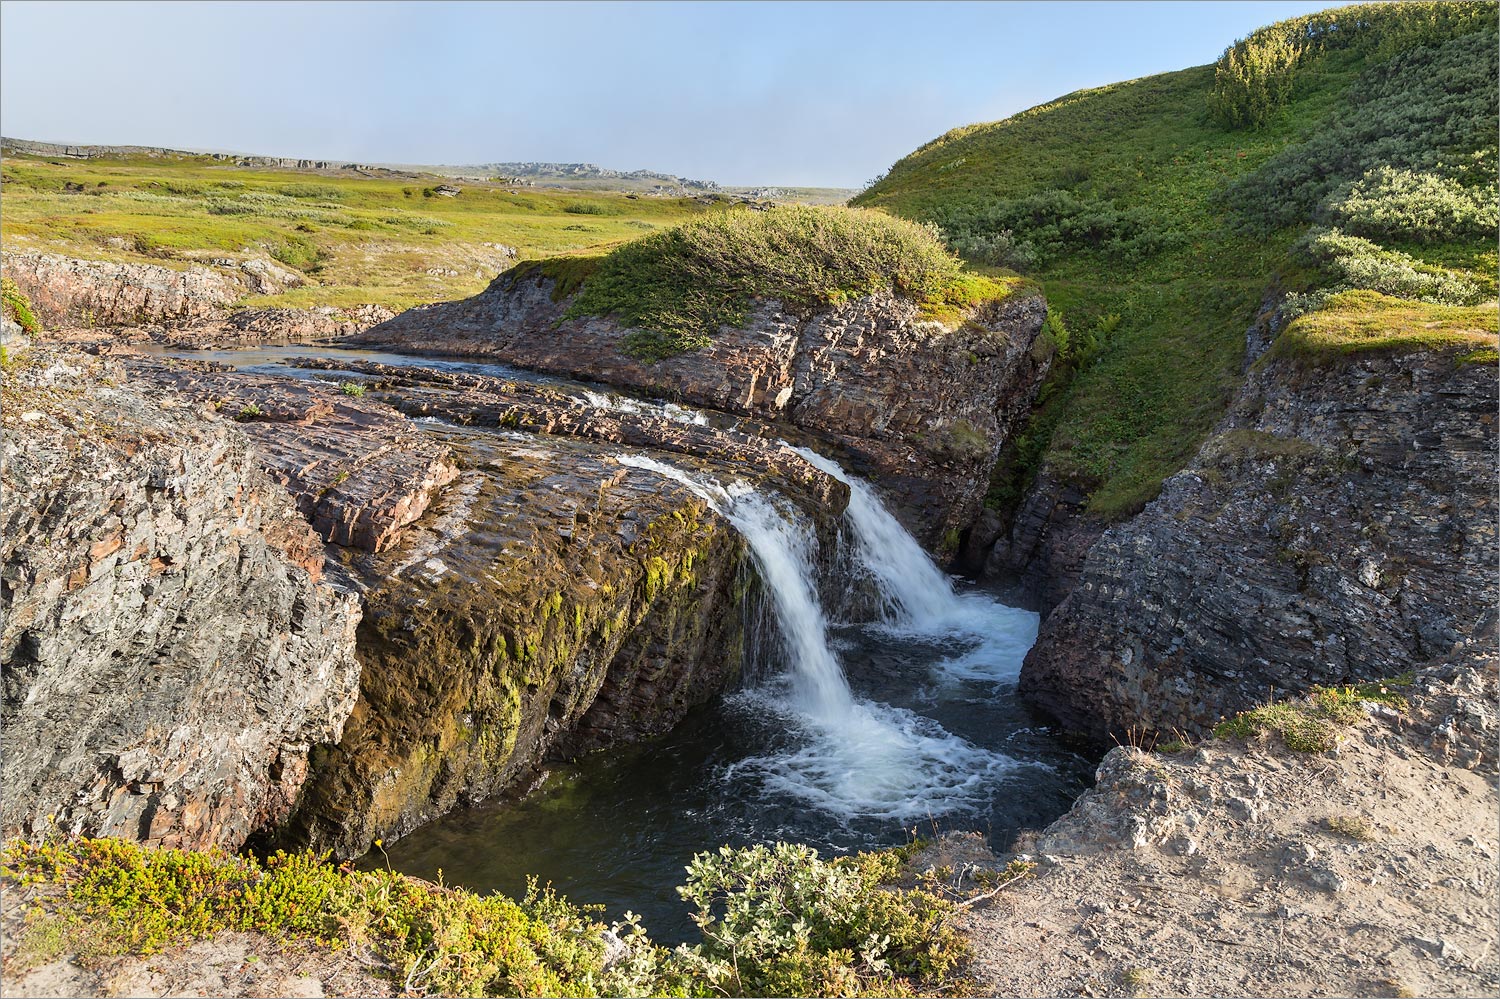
left=1208, top=0, right=1498, bottom=129
left=1324, top=166, right=1500, bottom=245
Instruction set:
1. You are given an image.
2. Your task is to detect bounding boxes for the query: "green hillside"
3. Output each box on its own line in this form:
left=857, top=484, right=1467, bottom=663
left=855, top=1, right=1498, bottom=518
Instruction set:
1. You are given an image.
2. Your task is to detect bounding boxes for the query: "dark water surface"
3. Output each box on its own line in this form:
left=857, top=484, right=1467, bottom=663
left=374, top=603, right=1093, bottom=943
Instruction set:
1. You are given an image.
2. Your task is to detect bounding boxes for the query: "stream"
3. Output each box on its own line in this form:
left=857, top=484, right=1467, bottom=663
left=147, top=341, right=1094, bottom=941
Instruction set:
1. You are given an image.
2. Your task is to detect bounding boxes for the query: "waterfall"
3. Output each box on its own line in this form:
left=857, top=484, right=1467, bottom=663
left=616, top=451, right=1030, bottom=823
left=792, top=445, right=1040, bottom=683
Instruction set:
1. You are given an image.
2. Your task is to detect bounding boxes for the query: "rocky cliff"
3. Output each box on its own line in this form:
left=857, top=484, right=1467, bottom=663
left=1, top=350, right=363, bottom=851
left=1019, top=342, right=1497, bottom=740
left=352, top=268, right=1049, bottom=549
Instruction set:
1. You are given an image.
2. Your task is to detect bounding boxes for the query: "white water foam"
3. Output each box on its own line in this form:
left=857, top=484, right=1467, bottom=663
left=615, top=451, right=1025, bottom=823
left=583, top=389, right=710, bottom=426
left=791, top=446, right=1039, bottom=684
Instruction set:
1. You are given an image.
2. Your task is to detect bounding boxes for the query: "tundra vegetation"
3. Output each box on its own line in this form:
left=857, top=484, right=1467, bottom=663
left=0, top=154, right=724, bottom=312
left=515, top=205, right=1026, bottom=360
left=855, top=1, right=1498, bottom=518
left=3, top=838, right=972, bottom=998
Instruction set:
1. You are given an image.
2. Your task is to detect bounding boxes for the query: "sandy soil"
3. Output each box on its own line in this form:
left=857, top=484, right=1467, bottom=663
left=956, top=659, right=1499, bottom=998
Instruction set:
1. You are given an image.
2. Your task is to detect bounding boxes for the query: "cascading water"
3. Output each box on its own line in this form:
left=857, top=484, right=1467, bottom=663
left=792, top=445, right=1040, bottom=683
left=616, top=451, right=1030, bottom=823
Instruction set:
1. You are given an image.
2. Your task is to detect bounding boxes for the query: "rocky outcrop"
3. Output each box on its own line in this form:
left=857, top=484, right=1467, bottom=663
left=280, top=433, right=827, bottom=857
left=353, top=270, right=1049, bottom=547
left=3, top=252, right=243, bottom=327
left=1, top=350, right=363, bottom=851
left=1019, top=345, right=1498, bottom=740
left=973, top=471, right=1103, bottom=614
left=123, top=357, right=459, bottom=554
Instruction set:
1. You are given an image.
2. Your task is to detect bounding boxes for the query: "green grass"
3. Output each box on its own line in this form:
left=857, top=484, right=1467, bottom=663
left=1, top=276, right=40, bottom=334
left=855, top=6, right=1497, bottom=519
left=548, top=205, right=1022, bottom=361
left=1271, top=290, right=1498, bottom=362
left=1212, top=678, right=1410, bottom=753
left=2, top=837, right=972, bottom=998
left=0, top=154, right=723, bottom=312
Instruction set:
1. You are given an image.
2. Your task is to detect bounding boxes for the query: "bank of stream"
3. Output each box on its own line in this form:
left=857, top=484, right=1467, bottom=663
left=147, top=341, right=1096, bottom=943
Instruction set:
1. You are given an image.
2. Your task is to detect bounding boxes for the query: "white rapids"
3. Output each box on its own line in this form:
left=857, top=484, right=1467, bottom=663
left=615, top=450, right=1041, bottom=824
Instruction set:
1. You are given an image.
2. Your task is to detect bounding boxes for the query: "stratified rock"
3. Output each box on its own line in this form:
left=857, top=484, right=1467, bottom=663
left=3, top=252, right=243, bottom=327
left=280, top=433, right=788, bottom=857
left=123, top=357, right=459, bottom=554
left=1, top=349, right=362, bottom=851
left=352, top=270, right=1048, bottom=547
left=1020, top=345, right=1498, bottom=740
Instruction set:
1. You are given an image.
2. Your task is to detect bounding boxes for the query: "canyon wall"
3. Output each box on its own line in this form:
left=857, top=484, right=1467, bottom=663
left=353, top=269, right=1050, bottom=549
left=1018, top=344, right=1498, bottom=740
left=1, top=351, right=363, bottom=850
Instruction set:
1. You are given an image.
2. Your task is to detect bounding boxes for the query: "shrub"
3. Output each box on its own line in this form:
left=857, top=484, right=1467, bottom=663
left=339, top=381, right=366, bottom=397
left=564, top=205, right=964, bottom=360
left=1324, top=166, right=1499, bottom=244
left=673, top=842, right=969, bottom=997
left=563, top=202, right=609, bottom=215
left=1208, top=1, right=1498, bottom=129
left=2, top=837, right=970, bottom=998
left=1296, top=227, right=1484, bottom=305
left=1, top=277, right=40, bottom=334
left=1226, top=26, right=1498, bottom=230
left=936, top=189, right=1177, bottom=270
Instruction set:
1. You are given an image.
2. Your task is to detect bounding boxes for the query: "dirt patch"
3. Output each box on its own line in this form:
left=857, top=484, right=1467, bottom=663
left=959, top=656, right=1499, bottom=998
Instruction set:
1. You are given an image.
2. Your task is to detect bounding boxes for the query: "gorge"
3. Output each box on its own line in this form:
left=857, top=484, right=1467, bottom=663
left=2, top=3, right=1497, bottom=996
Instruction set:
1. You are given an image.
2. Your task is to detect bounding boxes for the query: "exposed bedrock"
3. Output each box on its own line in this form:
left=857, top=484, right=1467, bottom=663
left=0, top=350, right=363, bottom=851
left=107, top=351, right=845, bottom=857
left=1019, top=346, right=1498, bottom=741
left=353, top=270, right=1049, bottom=548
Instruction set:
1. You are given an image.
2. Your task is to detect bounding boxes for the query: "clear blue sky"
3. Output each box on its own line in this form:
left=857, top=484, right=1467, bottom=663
left=2, top=1, right=1354, bottom=187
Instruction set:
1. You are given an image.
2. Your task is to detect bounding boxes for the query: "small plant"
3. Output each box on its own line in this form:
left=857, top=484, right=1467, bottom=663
left=1214, top=678, right=1410, bottom=752
left=339, top=381, right=366, bottom=397
left=1121, top=966, right=1156, bottom=997
left=237, top=402, right=263, bottom=420
left=1322, top=814, right=1378, bottom=842
left=1, top=277, right=41, bottom=335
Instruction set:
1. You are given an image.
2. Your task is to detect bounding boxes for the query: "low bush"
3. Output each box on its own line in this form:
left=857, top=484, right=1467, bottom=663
left=1, top=277, right=41, bottom=334
left=1324, top=166, right=1499, bottom=244
left=1295, top=227, right=1484, bottom=306
left=937, top=190, right=1178, bottom=270
left=1226, top=26, right=1498, bottom=231
left=2, top=838, right=972, bottom=998
left=1208, top=1, right=1497, bottom=129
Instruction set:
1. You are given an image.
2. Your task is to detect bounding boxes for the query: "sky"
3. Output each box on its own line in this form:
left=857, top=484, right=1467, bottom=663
left=2, top=1, right=1357, bottom=188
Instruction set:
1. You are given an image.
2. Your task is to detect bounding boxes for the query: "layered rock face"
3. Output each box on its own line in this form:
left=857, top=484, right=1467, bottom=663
left=1, top=351, right=363, bottom=850
left=353, top=270, right=1049, bottom=547
left=1020, top=346, right=1497, bottom=740
left=3, top=252, right=243, bottom=327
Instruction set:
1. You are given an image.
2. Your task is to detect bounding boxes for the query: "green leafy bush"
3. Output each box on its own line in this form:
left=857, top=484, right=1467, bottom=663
left=1324, top=166, right=1499, bottom=244
left=1296, top=227, right=1484, bottom=305
left=3, top=838, right=972, bottom=998
left=1208, top=1, right=1497, bottom=129
left=673, top=842, right=968, bottom=997
left=563, top=205, right=965, bottom=360
left=1226, top=25, right=1498, bottom=230
left=1, top=277, right=40, bottom=334
left=936, top=190, right=1178, bottom=270
left=340, top=381, right=366, bottom=397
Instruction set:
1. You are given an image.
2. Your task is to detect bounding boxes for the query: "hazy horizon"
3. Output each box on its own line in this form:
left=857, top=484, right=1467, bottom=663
left=3, top=0, right=1360, bottom=188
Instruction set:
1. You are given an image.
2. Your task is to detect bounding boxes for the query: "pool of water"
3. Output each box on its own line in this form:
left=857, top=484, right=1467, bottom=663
left=375, top=596, right=1092, bottom=943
